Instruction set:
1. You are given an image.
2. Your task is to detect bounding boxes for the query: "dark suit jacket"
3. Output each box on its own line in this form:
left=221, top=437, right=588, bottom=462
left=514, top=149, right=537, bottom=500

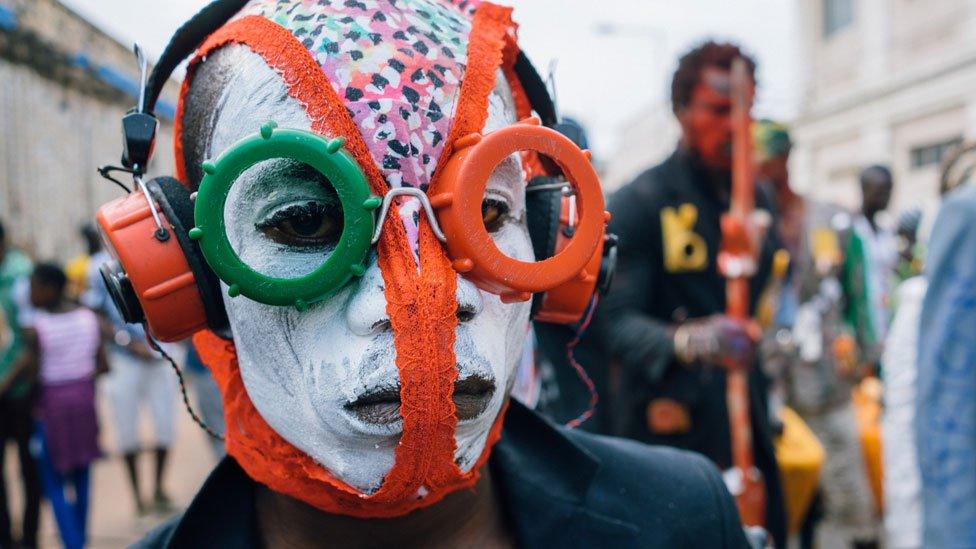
left=594, top=150, right=786, bottom=544
left=136, top=401, right=748, bottom=548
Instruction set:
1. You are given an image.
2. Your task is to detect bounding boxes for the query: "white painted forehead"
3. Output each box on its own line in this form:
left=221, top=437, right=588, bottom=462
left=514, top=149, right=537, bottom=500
left=203, top=44, right=517, bottom=163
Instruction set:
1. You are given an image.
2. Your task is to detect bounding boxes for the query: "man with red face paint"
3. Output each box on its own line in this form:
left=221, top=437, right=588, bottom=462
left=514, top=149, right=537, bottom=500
left=597, top=41, right=787, bottom=545
left=126, top=2, right=752, bottom=547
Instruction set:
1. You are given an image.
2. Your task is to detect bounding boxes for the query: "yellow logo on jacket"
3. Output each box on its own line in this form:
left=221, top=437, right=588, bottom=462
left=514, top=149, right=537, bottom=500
left=661, top=204, right=708, bottom=272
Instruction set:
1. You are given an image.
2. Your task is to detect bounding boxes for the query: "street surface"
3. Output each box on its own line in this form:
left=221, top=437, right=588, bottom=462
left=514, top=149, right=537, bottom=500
left=3, top=381, right=217, bottom=548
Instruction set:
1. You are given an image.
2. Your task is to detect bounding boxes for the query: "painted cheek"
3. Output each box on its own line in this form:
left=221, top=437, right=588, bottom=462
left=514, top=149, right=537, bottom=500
left=692, top=115, right=732, bottom=168
left=345, top=259, right=390, bottom=337
left=456, top=276, right=485, bottom=319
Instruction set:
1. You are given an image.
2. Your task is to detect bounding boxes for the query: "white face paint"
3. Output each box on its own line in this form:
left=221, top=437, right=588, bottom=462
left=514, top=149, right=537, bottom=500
left=200, top=45, right=532, bottom=493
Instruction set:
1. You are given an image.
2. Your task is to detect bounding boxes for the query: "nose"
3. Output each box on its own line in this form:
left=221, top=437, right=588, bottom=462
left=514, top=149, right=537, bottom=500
left=455, top=276, right=483, bottom=323
left=345, top=254, right=391, bottom=337
left=347, top=252, right=484, bottom=334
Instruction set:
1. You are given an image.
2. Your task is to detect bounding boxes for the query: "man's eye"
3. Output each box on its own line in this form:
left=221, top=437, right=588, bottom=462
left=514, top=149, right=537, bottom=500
left=256, top=202, right=343, bottom=248
left=482, top=198, right=510, bottom=233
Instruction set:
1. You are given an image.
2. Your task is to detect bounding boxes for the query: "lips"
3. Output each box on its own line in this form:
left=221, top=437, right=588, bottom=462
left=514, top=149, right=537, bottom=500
left=344, top=375, right=496, bottom=426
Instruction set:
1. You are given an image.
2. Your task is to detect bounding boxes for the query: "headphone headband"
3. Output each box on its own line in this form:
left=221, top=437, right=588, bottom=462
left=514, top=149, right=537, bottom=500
left=143, top=0, right=250, bottom=116
left=513, top=51, right=557, bottom=128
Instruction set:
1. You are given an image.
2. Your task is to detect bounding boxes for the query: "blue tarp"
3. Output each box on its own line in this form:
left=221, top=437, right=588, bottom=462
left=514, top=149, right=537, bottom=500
left=0, top=5, right=17, bottom=30
left=1, top=6, right=174, bottom=119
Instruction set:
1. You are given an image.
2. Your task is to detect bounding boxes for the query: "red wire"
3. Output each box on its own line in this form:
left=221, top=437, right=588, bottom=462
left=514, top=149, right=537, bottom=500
left=565, top=295, right=600, bottom=429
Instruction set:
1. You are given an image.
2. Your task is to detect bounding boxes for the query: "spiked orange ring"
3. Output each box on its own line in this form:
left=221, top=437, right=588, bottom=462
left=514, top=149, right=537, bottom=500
left=432, top=118, right=607, bottom=303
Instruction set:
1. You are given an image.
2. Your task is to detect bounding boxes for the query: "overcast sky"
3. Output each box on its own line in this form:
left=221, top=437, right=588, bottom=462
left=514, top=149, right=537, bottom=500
left=60, top=0, right=800, bottom=157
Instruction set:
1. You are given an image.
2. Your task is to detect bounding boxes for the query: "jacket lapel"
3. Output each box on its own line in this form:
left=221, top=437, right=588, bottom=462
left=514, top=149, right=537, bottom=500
left=169, top=457, right=257, bottom=548
left=491, top=402, right=639, bottom=547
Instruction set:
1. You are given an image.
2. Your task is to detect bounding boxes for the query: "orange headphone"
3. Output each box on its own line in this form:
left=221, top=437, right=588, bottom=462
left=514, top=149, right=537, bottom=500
left=94, top=0, right=615, bottom=342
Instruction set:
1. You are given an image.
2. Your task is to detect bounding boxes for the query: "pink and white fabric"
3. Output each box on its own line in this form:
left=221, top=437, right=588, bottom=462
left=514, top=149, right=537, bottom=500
left=34, top=308, right=100, bottom=384
left=240, top=0, right=482, bottom=190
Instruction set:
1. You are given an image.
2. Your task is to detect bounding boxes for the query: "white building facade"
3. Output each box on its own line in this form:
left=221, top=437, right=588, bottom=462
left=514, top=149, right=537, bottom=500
left=0, top=0, right=177, bottom=260
left=792, top=0, right=976, bottom=217
left=599, top=100, right=680, bottom=193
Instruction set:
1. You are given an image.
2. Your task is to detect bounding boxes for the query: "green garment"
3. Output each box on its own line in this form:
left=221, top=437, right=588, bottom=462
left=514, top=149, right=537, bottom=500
left=843, top=231, right=875, bottom=346
left=0, top=249, right=32, bottom=398
left=0, top=249, right=31, bottom=287
left=0, top=294, right=27, bottom=398
left=842, top=229, right=886, bottom=378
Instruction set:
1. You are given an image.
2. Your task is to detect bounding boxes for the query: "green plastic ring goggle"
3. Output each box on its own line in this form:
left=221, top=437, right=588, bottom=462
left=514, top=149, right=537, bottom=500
left=188, top=121, right=381, bottom=311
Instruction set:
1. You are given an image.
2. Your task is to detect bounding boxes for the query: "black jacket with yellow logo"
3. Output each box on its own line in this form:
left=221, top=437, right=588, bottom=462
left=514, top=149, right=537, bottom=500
left=595, top=148, right=786, bottom=545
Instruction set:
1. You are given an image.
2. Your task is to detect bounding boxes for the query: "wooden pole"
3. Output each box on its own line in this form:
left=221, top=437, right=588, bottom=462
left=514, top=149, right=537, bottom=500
left=723, top=57, right=766, bottom=527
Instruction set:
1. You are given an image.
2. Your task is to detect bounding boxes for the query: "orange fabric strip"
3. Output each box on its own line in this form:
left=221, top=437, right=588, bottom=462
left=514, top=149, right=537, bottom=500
left=374, top=0, right=516, bottom=500
left=174, top=16, right=387, bottom=196
left=184, top=8, right=515, bottom=517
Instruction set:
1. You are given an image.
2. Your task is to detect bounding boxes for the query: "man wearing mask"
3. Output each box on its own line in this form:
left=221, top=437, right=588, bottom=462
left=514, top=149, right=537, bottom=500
left=96, top=1, right=753, bottom=546
left=597, top=41, right=786, bottom=544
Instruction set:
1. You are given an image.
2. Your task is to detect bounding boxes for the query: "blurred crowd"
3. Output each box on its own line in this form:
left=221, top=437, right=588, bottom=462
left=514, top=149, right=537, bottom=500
left=523, top=42, right=973, bottom=549
left=0, top=222, right=225, bottom=548
left=0, top=30, right=972, bottom=549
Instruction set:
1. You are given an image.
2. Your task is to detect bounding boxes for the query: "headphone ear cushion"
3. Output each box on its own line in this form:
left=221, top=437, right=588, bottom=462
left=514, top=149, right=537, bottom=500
left=526, top=176, right=565, bottom=316
left=148, top=177, right=230, bottom=335
left=525, top=176, right=564, bottom=261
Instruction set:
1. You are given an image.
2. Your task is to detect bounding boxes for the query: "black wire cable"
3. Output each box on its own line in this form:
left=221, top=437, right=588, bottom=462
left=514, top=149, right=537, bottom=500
left=97, top=165, right=133, bottom=193
left=143, top=330, right=225, bottom=441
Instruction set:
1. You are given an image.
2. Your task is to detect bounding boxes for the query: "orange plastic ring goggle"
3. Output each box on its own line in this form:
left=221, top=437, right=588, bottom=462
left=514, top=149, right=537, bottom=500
left=432, top=118, right=607, bottom=303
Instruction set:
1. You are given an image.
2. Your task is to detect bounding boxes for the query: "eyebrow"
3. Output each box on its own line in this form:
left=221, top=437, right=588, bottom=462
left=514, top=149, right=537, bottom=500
left=235, top=157, right=340, bottom=206
left=260, top=158, right=334, bottom=186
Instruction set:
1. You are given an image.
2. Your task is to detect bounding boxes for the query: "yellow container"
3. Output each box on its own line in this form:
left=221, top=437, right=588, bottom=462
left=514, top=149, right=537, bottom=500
left=775, top=407, right=825, bottom=534
left=852, top=377, right=884, bottom=513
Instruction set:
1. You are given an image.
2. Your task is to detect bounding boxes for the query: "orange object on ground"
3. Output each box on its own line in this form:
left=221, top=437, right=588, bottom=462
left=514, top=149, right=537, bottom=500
left=775, top=407, right=825, bottom=534
left=853, top=377, right=884, bottom=513
left=646, top=398, right=693, bottom=435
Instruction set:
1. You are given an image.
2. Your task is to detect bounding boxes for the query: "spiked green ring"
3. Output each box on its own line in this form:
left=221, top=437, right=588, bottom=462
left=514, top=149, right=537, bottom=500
left=190, top=122, right=379, bottom=309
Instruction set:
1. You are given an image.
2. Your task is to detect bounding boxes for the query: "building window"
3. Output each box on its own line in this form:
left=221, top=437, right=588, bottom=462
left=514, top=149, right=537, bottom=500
left=823, top=0, right=854, bottom=37
left=910, top=137, right=963, bottom=170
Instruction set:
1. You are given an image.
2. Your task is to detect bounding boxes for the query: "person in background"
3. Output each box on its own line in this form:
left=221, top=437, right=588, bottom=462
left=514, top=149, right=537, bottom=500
left=595, top=40, right=786, bottom=545
left=751, top=120, right=796, bottom=424
left=914, top=143, right=976, bottom=548
left=0, top=221, right=32, bottom=289
left=882, top=275, right=925, bottom=549
left=0, top=219, right=39, bottom=549
left=0, top=263, right=108, bottom=549
left=753, top=121, right=879, bottom=548
left=894, top=209, right=923, bottom=283
left=82, top=248, right=177, bottom=516
left=184, top=345, right=225, bottom=459
left=65, top=224, right=102, bottom=301
left=845, top=166, right=897, bottom=375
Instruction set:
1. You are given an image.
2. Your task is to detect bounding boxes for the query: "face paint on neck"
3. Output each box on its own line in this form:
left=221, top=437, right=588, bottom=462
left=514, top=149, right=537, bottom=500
left=678, top=67, right=747, bottom=171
